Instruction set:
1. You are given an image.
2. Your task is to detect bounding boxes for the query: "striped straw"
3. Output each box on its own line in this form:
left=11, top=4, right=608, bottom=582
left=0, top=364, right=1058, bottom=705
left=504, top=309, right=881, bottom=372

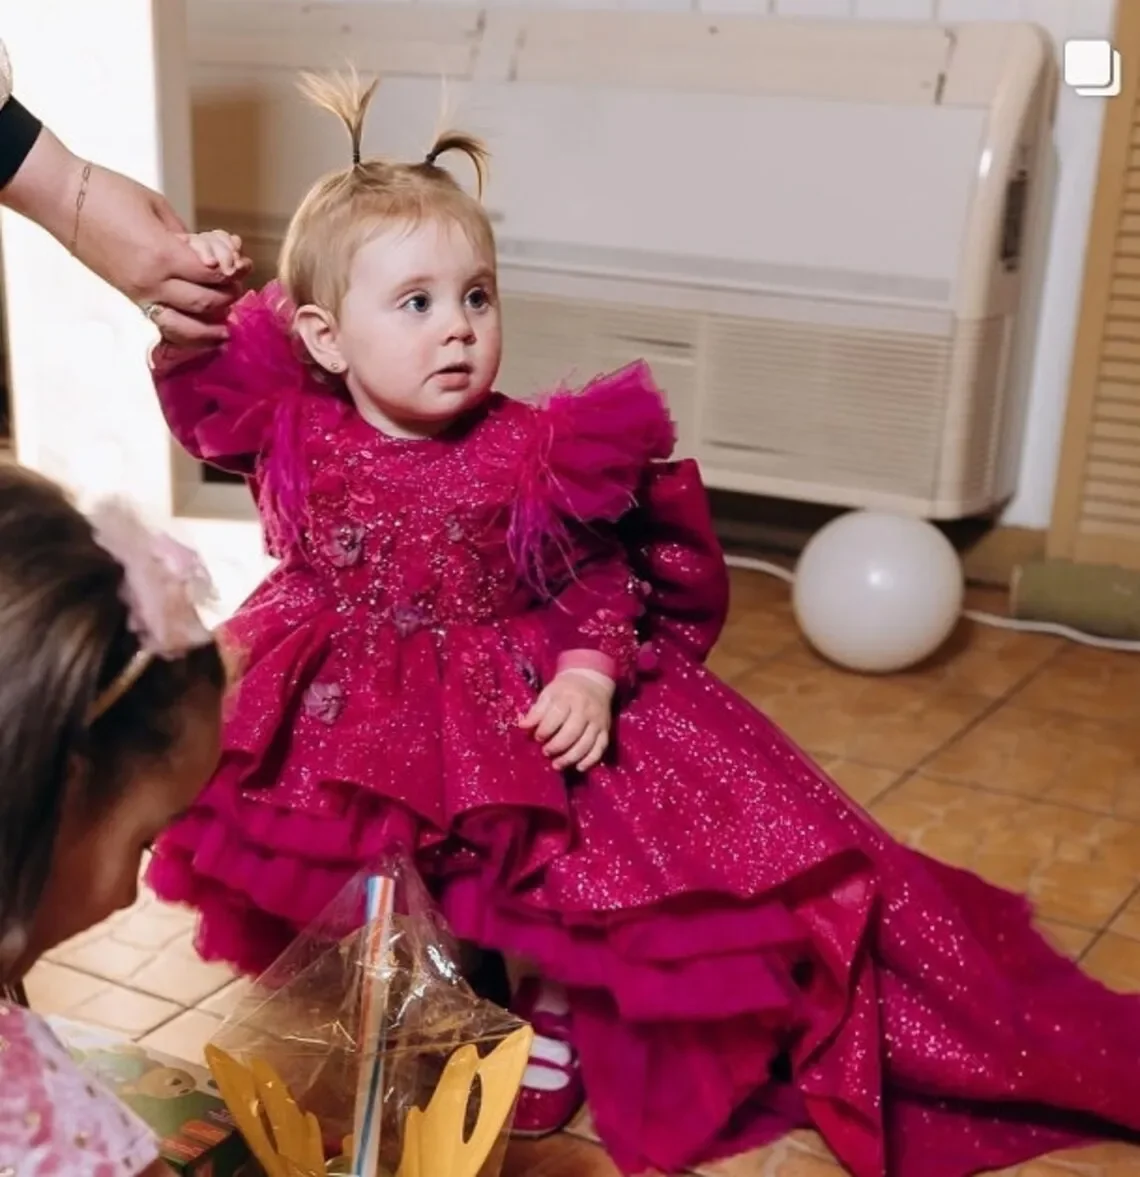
left=351, top=874, right=396, bottom=1177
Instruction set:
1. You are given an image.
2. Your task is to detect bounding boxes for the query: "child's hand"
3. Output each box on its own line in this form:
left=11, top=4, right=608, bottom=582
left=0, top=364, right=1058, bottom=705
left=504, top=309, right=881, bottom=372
left=182, top=229, right=252, bottom=280
left=151, top=231, right=253, bottom=349
left=520, top=670, right=614, bottom=772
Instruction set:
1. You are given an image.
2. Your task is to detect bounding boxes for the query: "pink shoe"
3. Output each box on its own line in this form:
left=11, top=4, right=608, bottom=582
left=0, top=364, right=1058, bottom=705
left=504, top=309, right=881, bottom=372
left=509, top=978, right=585, bottom=1139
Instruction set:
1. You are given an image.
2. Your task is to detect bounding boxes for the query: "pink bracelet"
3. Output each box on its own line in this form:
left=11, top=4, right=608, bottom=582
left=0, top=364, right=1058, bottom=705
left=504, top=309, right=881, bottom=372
left=556, top=649, right=617, bottom=679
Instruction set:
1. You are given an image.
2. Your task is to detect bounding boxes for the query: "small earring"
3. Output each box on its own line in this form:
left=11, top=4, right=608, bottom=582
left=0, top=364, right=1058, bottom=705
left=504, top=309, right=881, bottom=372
left=328, top=360, right=345, bottom=373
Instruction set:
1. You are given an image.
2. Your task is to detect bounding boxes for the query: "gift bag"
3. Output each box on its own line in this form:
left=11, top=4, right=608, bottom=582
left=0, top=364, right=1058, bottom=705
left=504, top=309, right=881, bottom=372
left=204, top=854, right=533, bottom=1177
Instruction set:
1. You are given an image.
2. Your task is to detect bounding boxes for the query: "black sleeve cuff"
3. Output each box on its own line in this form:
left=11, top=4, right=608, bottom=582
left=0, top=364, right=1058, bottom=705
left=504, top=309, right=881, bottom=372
left=0, top=98, right=44, bottom=191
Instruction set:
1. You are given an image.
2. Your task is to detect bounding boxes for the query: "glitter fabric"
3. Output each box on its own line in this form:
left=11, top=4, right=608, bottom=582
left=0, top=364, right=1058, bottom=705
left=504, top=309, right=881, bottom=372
left=147, top=285, right=1140, bottom=1177
left=0, top=1003, right=159, bottom=1174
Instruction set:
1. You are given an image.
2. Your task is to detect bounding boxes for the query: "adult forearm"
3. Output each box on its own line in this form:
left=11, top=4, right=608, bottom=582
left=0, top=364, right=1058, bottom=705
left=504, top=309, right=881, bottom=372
left=0, top=117, right=85, bottom=246
left=0, top=46, right=241, bottom=348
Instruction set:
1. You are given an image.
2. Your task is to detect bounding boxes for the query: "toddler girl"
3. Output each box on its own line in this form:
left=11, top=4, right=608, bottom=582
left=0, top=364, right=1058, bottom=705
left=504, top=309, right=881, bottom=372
left=146, top=72, right=1140, bottom=1177
left=0, top=463, right=226, bottom=1173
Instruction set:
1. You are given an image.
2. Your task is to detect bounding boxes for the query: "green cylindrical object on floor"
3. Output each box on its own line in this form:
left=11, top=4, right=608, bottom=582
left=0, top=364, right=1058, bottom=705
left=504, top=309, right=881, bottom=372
left=1010, top=559, right=1140, bottom=640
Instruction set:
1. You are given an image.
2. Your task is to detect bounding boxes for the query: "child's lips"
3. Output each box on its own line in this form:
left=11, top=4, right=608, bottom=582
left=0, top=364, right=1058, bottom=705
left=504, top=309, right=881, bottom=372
left=433, top=363, right=474, bottom=389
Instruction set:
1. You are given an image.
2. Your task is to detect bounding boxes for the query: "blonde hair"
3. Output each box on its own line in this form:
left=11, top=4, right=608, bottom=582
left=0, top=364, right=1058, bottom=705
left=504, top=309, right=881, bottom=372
left=279, top=70, right=495, bottom=312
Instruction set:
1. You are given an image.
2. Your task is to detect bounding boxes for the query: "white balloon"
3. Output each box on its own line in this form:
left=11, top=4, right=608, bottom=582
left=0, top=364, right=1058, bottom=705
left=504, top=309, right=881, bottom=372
left=792, top=510, right=964, bottom=674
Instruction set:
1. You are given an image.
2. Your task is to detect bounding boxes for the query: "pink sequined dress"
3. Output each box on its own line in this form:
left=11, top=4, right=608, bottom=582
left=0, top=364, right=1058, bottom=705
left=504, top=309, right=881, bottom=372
left=147, top=284, right=1140, bottom=1177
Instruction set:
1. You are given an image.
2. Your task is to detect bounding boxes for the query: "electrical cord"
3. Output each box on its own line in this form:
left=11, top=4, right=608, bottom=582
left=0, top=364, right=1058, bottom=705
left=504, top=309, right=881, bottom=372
left=723, top=554, right=1140, bottom=653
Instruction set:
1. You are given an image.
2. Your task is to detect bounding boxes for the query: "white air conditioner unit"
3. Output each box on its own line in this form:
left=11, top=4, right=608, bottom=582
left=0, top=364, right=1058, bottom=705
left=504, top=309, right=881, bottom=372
left=189, top=6, right=1055, bottom=519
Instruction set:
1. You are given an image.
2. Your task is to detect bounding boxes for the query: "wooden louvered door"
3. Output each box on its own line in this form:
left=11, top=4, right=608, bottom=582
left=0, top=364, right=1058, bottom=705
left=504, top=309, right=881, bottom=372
left=1049, top=1, right=1140, bottom=567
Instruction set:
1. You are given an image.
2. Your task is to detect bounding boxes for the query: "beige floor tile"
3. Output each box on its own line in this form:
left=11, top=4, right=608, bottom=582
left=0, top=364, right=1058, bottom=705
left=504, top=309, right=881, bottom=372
left=110, top=897, right=196, bottom=952
left=46, top=922, right=119, bottom=954
left=130, top=952, right=232, bottom=1006
left=1081, top=933, right=1140, bottom=994
left=528, top=1132, right=1140, bottom=1177
left=870, top=777, right=1140, bottom=929
left=22, top=961, right=109, bottom=1017
left=697, top=1143, right=844, bottom=1176
left=694, top=1131, right=839, bottom=1176
left=1108, top=891, right=1140, bottom=941
left=962, top=584, right=1014, bottom=613
left=718, top=607, right=801, bottom=664
left=709, top=1158, right=845, bottom=1177
left=49, top=933, right=157, bottom=985
left=857, top=616, right=1058, bottom=700
left=707, top=644, right=764, bottom=684
left=560, top=1111, right=840, bottom=1177
left=1035, top=920, right=1097, bottom=960
left=130, top=930, right=233, bottom=1005
left=139, top=1009, right=223, bottom=1063
left=564, top=1107, right=600, bottom=1144
left=727, top=567, right=794, bottom=612
left=736, top=652, right=990, bottom=771
left=817, top=759, right=903, bottom=807
left=197, top=976, right=256, bottom=1019
left=67, top=984, right=180, bottom=1037
left=926, top=705, right=1140, bottom=819
left=704, top=569, right=801, bottom=677
left=1008, top=1142, right=1140, bottom=1174
left=984, top=1160, right=1116, bottom=1177
left=1013, top=646, right=1140, bottom=725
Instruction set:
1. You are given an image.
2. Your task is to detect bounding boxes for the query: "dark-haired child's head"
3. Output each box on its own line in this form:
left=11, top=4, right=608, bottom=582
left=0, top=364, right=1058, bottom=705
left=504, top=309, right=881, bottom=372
left=0, top=465, right=226, bottom=979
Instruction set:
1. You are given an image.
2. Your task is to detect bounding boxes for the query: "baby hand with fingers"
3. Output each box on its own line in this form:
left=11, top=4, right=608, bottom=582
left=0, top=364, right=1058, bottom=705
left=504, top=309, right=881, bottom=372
left=183, top=228, right=251, bottom=282
left=520, top=667, right=614, bottom=773
left=147, top=229, right=252, bottom=346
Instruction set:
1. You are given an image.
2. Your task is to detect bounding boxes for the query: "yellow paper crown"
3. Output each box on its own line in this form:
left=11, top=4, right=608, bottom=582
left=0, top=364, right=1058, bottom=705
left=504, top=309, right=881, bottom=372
left=205, top=1024, right=533, bottom=1177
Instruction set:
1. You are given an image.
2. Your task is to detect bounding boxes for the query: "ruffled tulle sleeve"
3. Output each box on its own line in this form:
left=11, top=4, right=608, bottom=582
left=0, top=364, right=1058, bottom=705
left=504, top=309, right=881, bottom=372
left=510, top=361, right=726, bottom=685
left=509, top=361, right=676, bottom=586
left=151, top=280, right=329, bottom=552
left=150, top=280, right=315, bottom=476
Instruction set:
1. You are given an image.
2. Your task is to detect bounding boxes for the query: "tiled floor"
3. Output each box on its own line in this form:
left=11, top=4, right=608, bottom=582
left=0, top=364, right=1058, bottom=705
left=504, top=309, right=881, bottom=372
left=25, top=567, right=1140, bottom=1176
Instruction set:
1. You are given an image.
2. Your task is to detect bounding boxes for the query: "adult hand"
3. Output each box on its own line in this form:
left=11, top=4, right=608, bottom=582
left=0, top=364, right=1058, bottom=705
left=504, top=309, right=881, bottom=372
left=2, top=128, right=244, bottom=347
left=72, top=165, right=244, bottom=347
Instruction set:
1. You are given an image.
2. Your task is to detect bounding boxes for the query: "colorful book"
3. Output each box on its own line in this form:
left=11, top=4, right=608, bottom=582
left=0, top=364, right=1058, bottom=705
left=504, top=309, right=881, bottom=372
left=48, top=1016, right=252, bottom=1177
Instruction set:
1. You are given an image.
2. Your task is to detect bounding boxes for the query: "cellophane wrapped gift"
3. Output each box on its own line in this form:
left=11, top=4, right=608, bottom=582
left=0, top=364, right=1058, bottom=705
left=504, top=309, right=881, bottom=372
left=203, top=854, right=533, bottom=1177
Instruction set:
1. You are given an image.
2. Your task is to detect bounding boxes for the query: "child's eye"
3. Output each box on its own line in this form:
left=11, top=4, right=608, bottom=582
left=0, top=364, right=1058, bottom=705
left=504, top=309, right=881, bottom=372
left=466, top=287, right=492, bottom=311
left=402, top=293, right=431, bottom=313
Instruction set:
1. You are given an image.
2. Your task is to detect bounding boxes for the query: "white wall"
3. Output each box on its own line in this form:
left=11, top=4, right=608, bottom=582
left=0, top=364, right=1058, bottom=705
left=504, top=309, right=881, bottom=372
left=294, top=0, right=1116, bottom=531
left=0, top=0, right=193, bottom=517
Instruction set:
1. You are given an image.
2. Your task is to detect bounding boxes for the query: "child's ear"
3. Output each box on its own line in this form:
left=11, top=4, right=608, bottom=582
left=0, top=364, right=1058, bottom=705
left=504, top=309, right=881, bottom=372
left=294, top=304, right=347, bottom=376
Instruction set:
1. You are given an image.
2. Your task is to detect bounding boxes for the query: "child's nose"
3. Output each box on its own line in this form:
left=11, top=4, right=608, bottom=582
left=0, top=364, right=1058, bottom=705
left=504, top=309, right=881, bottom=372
left=444, top=305, right=476, bottom=342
